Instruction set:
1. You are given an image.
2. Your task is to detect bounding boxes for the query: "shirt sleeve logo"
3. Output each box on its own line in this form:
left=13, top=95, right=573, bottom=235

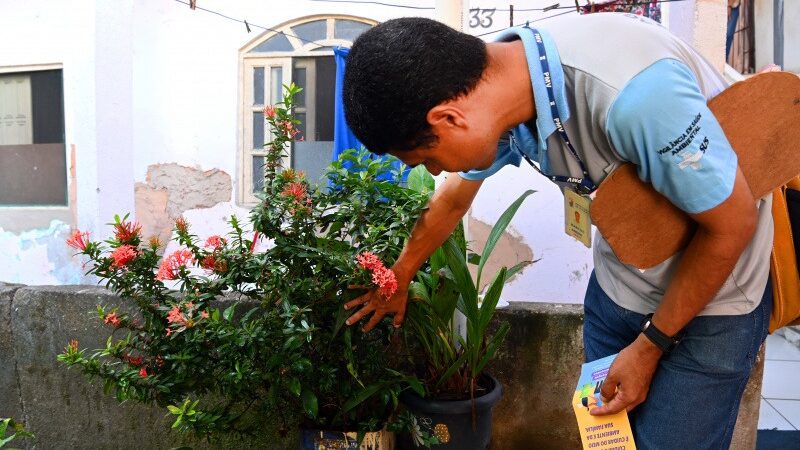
left=656, top=112, right=708, bottom=171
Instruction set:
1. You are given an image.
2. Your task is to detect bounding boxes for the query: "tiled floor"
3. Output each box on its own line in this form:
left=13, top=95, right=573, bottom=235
left=759, top=334, right=800, bottom=430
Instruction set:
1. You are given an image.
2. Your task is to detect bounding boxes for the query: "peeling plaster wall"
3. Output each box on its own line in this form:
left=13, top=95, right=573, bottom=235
left=135, top=163, right=235, bottom=244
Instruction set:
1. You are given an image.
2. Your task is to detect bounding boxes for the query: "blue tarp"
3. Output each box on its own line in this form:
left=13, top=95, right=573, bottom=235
left=333, top=46, right=408, bottom=182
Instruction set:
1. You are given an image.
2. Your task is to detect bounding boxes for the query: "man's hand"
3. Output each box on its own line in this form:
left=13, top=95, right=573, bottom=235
left=590, top=334, right=663, bottom=416
left=344, top=283, right=409, bottom=332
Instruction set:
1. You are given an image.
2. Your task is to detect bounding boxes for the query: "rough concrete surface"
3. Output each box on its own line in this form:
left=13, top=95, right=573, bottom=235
left=490, top=303, right=585, bottom=450
left=0, top=283, right=24, bottom=421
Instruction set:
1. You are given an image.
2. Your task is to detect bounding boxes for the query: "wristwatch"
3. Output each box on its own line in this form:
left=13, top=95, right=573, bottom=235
left=640, top=314, right=681, bottom=353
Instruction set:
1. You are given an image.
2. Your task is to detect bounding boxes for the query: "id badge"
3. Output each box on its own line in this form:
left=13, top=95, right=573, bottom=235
left=565, top=188, right=592, bottom=248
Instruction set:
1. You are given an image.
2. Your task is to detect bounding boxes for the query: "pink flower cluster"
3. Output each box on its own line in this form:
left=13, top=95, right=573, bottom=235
left=104, top=312, right=121, bottom=327
left=203, top=235, right=225, bottom=250
left=356, top=252, right=398, bottom=299
left=156, top=249, right=194, bottom=281
left=110, top=245, right=138, bottom=269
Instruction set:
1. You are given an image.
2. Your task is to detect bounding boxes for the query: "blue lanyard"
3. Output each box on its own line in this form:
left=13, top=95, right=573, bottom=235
left=515, top=27, right=597, bottom=195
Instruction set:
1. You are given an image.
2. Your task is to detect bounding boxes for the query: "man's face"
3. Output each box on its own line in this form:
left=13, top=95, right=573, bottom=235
left=390, top=127, right=498, bottom=176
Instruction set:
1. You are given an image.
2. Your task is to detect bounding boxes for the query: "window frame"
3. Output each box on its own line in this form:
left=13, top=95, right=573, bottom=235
left=0, top=63, right=71, bottom=232
left=237, top=15, right=376, bottom=206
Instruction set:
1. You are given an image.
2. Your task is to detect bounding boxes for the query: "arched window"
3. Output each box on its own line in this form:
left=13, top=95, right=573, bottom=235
left=238, top=15, right=375, bottom=205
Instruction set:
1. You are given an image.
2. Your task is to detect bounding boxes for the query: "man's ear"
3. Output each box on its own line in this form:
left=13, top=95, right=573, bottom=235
left=427, top=104, right=468, bottom=132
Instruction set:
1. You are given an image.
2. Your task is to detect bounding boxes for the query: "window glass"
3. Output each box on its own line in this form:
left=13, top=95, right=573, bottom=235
left=0, top=75, right=33, bottom=145
left=291, top=20, right=327, bottom=44
left=252, top=156, right=265, bottom=193
left=0, top=70, right=66, bottom=205
left=270, top=67, right=283, bottom=103
left=293, top=67, right=307, bottom=107
left=250, top=33, right=294, bottom=52
left=253, top=67, right=264, bottom=105
left=334, top=20, right=371, bottom=41
left=253, top=111, right=264, bottom=149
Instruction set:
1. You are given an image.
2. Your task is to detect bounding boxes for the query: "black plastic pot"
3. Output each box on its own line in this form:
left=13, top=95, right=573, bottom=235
left=401, top=374, right=503, bottom=450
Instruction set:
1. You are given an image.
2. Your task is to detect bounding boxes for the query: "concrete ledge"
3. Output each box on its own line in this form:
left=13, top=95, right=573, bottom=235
left=0, top=285, right=763, bottom=449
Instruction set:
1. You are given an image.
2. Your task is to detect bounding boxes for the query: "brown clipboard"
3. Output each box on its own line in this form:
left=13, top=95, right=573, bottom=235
left=590, top=72, right=800, bottom=268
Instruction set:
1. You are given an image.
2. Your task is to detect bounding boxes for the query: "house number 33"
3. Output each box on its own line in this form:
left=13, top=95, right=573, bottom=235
left=469, top=8, right=496, bottom=28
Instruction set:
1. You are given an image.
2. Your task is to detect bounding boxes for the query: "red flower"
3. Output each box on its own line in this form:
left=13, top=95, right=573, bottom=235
left=66, top=230, right=90, bottom=251
left=356, top=252, right=383, bottom=271
left=166, top=305, right=187, bottom=326
left=165, top=328, right=173, bottom=337
left=114, top=219, right=142, bottom=243
left=281, top=182, right=307, bottom=201
left=139, top=367, right=148, bottom=378
left=201, top=254, right=216, bottom=270
left=204, top=235, right=224, bottom=250
left=126, top=355, right=143, bottom=367
left=156, top=249, right=194, bottom=281
left=67, top=339, right=79, bottom=353
left=264, top=105, right=277, bottom=119
left=104, top=312, right=121, bottom=327
left=372, top=266, right=398, bottom=298
left=110, top=245, right=138, bottom=269
left=200, top=311, right=209, bottom=319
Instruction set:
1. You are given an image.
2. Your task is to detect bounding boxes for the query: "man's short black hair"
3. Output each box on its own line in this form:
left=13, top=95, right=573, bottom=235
left=343, top=17, right=488, bottom=154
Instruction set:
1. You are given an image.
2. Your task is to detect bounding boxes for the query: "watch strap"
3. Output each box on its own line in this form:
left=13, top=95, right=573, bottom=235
left=640, top=313, right=681, bottom=353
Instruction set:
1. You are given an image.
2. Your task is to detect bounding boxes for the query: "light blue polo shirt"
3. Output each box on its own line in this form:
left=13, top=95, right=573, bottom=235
left=460, top=13, right=773, bottom=316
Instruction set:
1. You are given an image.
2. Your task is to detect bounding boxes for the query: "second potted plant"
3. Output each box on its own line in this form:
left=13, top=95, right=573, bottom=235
left=400, top=187, right=534, bottom=449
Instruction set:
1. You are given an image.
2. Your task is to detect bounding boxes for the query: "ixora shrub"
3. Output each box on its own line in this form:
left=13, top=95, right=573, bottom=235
left=59, top=84, right=431, bottom=442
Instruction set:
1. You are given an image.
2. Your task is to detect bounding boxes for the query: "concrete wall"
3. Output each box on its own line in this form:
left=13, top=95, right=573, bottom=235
left=0, top=284, right=764, bottom=449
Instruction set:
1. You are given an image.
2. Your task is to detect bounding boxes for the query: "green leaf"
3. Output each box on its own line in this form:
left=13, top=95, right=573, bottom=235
left=475, top=322, right=510, bottom=376
left=211, top=309, right=220, bottom=322
left=301, top=389, right=318, bottom=418
left=478, top=267, right=507, bottom=335
left=341, top=383, right=385, bottom=413
left=288, top=378, right=301, bottom=397
left=441, top=237, right=476, bottom=313
left=476, top=190, right=534, bottom=288
left=407, top=166, right=435, bottom=195
left=467, top=252, right=481, bottom=265
left=407, top=281, right=430, bottom=303
left=435, top=351, right=469, bottom=389
left=167, top=405, right=182, bottom=415
left=0, top=419, right=8, bottom=439
left=506, top=260, right=534, bottom=281
left=222, top=305, right=236, bottom=322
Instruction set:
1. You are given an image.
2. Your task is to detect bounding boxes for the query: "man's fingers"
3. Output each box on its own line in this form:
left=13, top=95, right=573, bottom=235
left=590, top=394, right=627, bottom=416
left=362, top=311, right=385, bottom=332
left=345, top=303, right=374, bottom=326
left=344, top=294, right=371, bottom=310
left=600, top=375, right=618, bottom=402
left=393, top=307, right=406, bottom=328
